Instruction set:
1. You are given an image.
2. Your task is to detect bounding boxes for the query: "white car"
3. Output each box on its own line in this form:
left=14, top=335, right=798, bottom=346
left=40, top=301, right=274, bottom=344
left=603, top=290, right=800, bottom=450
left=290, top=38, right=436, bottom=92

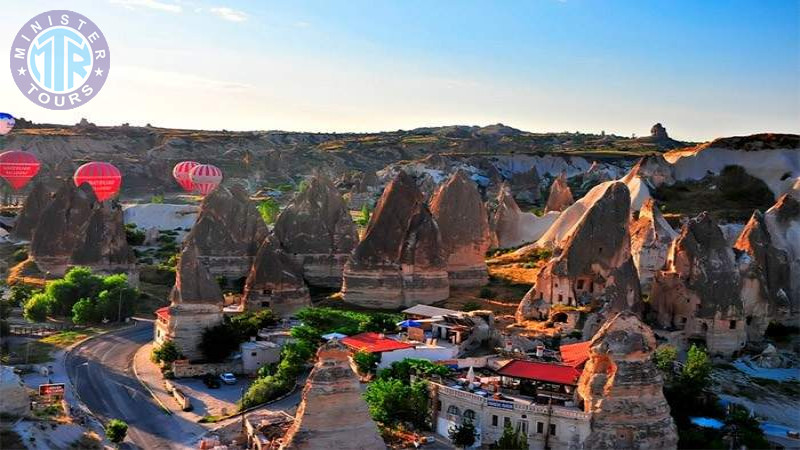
left=219, top=373, right=237, bottom=385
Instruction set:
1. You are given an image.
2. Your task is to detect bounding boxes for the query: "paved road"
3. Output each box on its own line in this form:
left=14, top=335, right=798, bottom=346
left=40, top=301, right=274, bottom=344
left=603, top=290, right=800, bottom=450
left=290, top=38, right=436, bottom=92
left=66, top=323, right=204, bottom=449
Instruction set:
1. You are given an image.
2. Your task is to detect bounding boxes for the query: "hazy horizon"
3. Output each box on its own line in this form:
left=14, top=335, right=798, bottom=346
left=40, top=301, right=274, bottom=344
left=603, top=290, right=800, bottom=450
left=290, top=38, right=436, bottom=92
left=2, top=0, right=798, bottom=141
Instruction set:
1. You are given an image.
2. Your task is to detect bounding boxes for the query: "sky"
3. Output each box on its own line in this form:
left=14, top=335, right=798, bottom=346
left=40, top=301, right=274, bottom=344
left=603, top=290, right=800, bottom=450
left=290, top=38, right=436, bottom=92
left=1, top=0, right=798, bottom=141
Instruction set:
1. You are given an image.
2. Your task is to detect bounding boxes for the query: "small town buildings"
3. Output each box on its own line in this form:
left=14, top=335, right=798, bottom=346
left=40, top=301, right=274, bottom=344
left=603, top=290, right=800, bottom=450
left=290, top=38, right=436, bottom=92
left=496, top=360, right=581, bottom=405
left=241, top=340, right=281, bottom=374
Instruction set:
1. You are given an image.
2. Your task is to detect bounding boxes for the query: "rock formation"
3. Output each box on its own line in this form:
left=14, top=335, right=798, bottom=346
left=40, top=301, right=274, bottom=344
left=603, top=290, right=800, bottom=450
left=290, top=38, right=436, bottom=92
left=183, top=184, right=268, bottom=279
left=157, top=243, right=224, bottom=361
left=282, top=340, right=385, bottom=449
left=762, top=194, right=800, bottom=318
left=544, top=172, right=574, bottom=213
left=576, top=311, right=677, bottom=450
left=273, top=173, right=359, bottom=288
left=0, top=365, right=30, bottom=417
left=630, top=199, right=677, bottom=290
left=650, top=123, right=669, bottom=140
left=620, top=156, right=675, bottom=211
left=341, top=170, right=379, bottom=209
left=11, top=181, right=52, bottom=241
left=508, top=165, right=541, bottom=204
left=489, top=185, right=558, bottom=249
left=342, top=171, right=449, bottom=309
left=243, top=237, right=311, bottom=317
left=429, top=171, right=491, bottom=286
left=650, top=213, right=746, bottom=356
left=30, top=181, right=134, bottom=276
left=517, top=182, right=642, bottom=322
left=734, top=210, right=792, bottom=340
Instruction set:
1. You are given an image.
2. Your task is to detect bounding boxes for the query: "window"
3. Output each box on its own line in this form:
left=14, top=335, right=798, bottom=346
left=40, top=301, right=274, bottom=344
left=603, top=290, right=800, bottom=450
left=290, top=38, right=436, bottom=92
left=577, top=279, right=584, bottom=290
left=536, top=422, right=544, bottom=434
left=447, top=405, right=461, bottom=417
left=492, top=415, right=498, bottom=427
left=517, top=420, right=528, bottom=435
left=729, top=320, right=737, bottom=329
left=504, top=417, right=511, bottom=428
left=681, top=317, right=687, bottom=324
left=549, top=424, right=557, bottom=436
left=558, top=294, right=563, bottom=303
left=251, top=352, right=257, bottom=357
left=598, top=247, right=603, bottom=254
left=463, top=409, right=476, bottom=422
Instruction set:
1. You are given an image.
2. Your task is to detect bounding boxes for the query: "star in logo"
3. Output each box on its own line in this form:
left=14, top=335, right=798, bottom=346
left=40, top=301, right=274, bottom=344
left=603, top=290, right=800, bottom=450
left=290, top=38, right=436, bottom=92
left=17, top=67, right=26, bottom=76
left=94, top=68, right=104, bottom=77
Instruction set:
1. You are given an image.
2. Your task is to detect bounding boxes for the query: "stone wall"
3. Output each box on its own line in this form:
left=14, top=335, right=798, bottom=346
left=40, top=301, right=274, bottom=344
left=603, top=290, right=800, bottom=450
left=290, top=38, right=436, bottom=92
left=171, top=360, right=243, bottom=378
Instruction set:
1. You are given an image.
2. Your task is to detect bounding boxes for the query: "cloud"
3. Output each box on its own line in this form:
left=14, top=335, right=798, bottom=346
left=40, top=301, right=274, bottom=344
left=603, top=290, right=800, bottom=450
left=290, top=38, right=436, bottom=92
left=293, top=21, right=311, bottom=28
left=114, top=65, right=253, bottom=91
left=209, top=7, right=248, bottom=22
left=109, top=0, right=182, bottom=13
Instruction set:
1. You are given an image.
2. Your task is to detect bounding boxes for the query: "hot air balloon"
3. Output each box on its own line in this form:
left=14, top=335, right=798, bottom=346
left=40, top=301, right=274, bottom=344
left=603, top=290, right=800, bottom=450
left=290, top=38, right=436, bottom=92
left=73, top=162, right=122, bottom=202
left=0, top=150, right=40, bottom=189
left=172, top=161, right=199, bottom=192
left=189, top=164, right=223, bottom=196
left=0, top=113, right=15, bottom=136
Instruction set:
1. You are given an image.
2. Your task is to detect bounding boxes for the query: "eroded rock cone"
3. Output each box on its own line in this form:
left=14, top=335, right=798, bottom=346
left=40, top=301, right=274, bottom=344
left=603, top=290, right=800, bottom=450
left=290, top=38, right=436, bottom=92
left=162, top=243, right=224, bottom=360
left=734, top=210, right=792, bottom=340
left=274, top=173, right=358, bottom=288
left=343, top=170, right=449, bottom=308
left=576, top=311, right=677, bottom=450
left=30, top=181, right=134, bottom=276
left=650, top=123, right=669, bottom=140
left=517, top=182, right=642, bottom=322
left=183, top=184, right=268, bottom=278
left=650, top=212, right=746, bottom=355
left=509, top=165, right=541, bottom=204
left=630, top=199, right=677, bottom=290
left=430, top=171, right=491, bottom=286
left=489, top=185, right=557, bottom=249
left=11, top=181, right=53, bottom=241
left=544, top=172, right=574, bottom=213
left=763, top=194, right=800, bottom=319
left=282, top=340, right=385, bottom=449
left=243, top=237, right=310, bottom=317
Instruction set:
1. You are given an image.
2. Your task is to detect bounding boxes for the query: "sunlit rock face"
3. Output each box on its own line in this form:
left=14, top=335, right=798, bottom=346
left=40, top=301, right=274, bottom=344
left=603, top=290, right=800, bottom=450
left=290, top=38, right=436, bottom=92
left=11, top=181, right=52, bottom=241
left=342, top=170, right=449, bottom=309
left=630, top=199, right=677, bottom=291
left=243, top=237, right=310, bottom=317
left=576, top=311, right=678, bottom=450
left=30, top=181, right=134, bottom=276
left=282, top=340, right=385, bottom=450
left=761, top=194, right=800, bottom=320
left=517, top=182, right=642, bottom=322
left=183, top=184, right=268, bottom=279
left=734, top=209, right=792, bottom=340
left=650, top=212, right=747, bottom=356
left=508, top=164, right=542, bottom=204
left=160, top=243, right=224, bottom=361
left=489, top=185, right=559, bottom=249
left=544, top=172, right=574, bottom=213
left=429, top=171, right=491, bottom=287
left=273, top=173, right=359, bottom=288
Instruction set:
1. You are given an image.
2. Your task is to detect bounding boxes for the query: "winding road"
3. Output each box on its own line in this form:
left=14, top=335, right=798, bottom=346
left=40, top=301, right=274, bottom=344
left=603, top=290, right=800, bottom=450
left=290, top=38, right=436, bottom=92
left=65, top=323, right=204, bottom=449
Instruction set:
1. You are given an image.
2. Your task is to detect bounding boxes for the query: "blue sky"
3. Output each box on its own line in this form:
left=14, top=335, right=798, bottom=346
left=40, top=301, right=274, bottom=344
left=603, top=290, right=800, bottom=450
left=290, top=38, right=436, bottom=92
left=1, top=0, right=798, bottom=141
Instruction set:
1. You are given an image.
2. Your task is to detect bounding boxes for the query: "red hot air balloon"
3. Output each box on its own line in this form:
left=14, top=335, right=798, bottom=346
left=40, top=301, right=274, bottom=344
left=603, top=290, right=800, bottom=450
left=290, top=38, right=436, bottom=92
left=172, top=161, right=199, bottom=192
left=73, top=162, right=122, bottom=202
left=0, top=150, right=41, bottom=190
left=189, top=164, right=223, bottom=195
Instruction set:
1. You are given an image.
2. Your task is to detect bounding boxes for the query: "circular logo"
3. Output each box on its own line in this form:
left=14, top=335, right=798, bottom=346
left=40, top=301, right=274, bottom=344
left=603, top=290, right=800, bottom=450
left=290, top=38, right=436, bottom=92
left=9, top=10, right=110, bottom=110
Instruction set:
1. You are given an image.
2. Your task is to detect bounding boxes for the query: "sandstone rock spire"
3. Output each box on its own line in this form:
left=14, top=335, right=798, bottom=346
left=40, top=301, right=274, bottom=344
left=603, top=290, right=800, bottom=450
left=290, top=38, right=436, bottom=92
left=630, top=199, right=677, bottom=290
left=243, top=237, right=311, bottom=317
left=11, top=181, right=52, bottom=241
left=544, top=172, right=574, bottom=213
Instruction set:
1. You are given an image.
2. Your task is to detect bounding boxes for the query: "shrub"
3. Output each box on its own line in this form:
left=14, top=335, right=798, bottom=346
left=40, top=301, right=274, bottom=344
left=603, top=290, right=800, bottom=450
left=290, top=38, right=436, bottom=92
left=124, top=225, right=145, bottom=246
left=151, top=340, right=182, bottom=365
left=9, top=284, right=36, bottom=307
left=356, top=204, right=372, bottom=226
left=199, top=324, right=240, bottom=362
left=23, top=293, right=52, bottom=322
left=449, top=420, right=477, bottom=448
left=257, top=198, right=280, bottom=225
left=364, top=378, right=430, bottom=428
left=229, top=310, right=278, bottom=340
left=654, top=344, right=678, bottom=374
left=150, top=194, right=165, bottom=204
left=353, top=351, right=380, bottom=375
left=377, top=358, right=451, bottom=384
left=104, top=419, right=128, bottom=444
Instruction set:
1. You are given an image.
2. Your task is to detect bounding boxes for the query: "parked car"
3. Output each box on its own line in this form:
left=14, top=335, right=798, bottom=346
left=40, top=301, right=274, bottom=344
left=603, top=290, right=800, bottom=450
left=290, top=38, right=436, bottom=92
left=203, top=373, right=220, bottom=389
left=219, top=373, right=237, bottom=385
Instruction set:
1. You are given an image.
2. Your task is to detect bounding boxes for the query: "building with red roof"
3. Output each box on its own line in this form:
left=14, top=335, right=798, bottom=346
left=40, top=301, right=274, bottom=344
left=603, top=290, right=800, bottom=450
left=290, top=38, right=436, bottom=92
left=496, top=360, right=582, bottom=386
left=559, top=341, right=591, bottom=369
left=341, top=332, right=414, bottom=354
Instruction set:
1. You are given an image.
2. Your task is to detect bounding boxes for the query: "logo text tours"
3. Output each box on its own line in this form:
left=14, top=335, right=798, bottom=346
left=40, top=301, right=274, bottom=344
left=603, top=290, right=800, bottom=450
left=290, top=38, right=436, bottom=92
left=10, top=10, right=111, bottom=110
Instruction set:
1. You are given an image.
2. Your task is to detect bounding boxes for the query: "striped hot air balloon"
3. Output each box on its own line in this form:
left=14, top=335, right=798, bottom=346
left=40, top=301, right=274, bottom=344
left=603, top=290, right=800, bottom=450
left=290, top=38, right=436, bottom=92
left=189, top=164, right=223, bottom=196
left=0, top=150, right=40, bottom=190
left=73, top=162, right=122, bottom=202
left=172, top=161, right=199, bottom=192
left=0, top=113, right=15, bottom=136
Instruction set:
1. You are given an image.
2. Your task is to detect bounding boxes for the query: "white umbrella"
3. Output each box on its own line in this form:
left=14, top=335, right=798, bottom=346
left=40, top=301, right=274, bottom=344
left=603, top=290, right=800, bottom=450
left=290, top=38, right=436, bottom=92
left=466, top=365, right=475, bottom=383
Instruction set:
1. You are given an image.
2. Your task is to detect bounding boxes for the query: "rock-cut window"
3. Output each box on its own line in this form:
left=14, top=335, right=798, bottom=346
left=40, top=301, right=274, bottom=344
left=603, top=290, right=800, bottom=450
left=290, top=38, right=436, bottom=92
left=447, top=405, right=461, bottom=417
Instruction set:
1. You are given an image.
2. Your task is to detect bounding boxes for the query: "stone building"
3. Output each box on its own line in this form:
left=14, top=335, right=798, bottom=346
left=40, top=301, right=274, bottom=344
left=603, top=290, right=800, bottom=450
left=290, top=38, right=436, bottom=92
left=154, top=244, right=224, bottom=361
left=630, top=199, right=677, bottom=290
left=429, top=171, right=492, bottom=286
left=342, top=171, right=449, bottom=309
left=650, top=212, right=747, bottom=356
left=282, top=340, right=384, bottom=449
left=183, top=184, right=268, bottom=280
left=242, top=237, right=310, bottom=317
left=273, top=173, right=359, bottom=288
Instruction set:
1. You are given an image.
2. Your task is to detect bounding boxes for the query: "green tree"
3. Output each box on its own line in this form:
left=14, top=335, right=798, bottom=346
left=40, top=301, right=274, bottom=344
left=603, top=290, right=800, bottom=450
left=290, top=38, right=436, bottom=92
left=125, top=224, right=146, bottom=246
left=356, top=204, right=372, bottom=226
left=105, top=419, right=128, bottom=444
left=724, top=404, right=769, bottom=449
left=9, top=284, right=36, bottom=307
left=229, top=309, right=277, bottom=340
left=257, top=198, right=280, bottom=225
left=363, top=378, right=430, bottom=428
left=491, top=423, right=527, bottom=449
left=150, top=193, right=165, bottom=204
left=353, top=350, right=380, bottom=375
left=377, top=358, right=451, bottom=384
left=151, top=340, right=182, bottom=364
left=199, top=324, right=240, bottom=362
left=449, top=420, right=477, bottom=448
left=654, top=344, right=678, bottom=374
left=72, top=298, right=100, bottom=324
left=681, top=344, right=712, bottom=390
left=23, top=293, right=52, bottom=322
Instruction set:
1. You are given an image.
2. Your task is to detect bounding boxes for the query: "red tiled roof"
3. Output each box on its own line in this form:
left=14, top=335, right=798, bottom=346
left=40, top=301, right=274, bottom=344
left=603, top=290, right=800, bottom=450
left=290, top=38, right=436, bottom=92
left=155, top=307, right=170, bottom=320
left=560, top=341, right=591, bottom=369
left=497, top=359, right=582, bottom=386
left=341, top=332, right=414, bottom=353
